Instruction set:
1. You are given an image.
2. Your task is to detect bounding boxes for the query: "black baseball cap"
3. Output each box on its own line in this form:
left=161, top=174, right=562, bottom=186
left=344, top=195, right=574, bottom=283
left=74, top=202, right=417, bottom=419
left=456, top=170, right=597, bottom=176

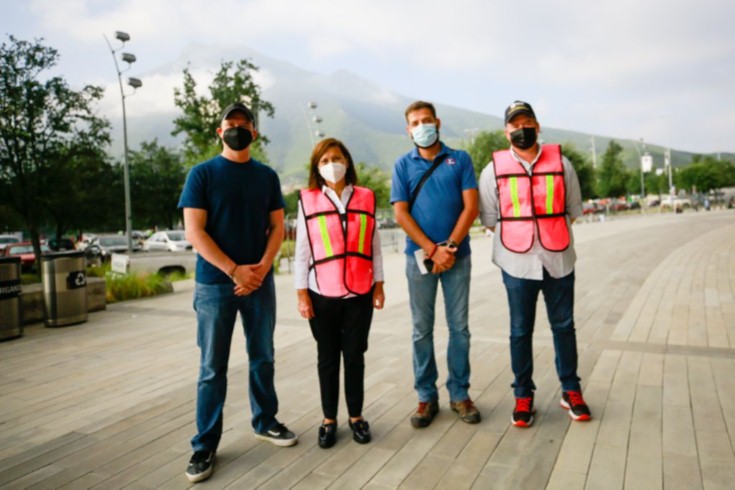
left=504, top=100, right=536, bottom=124
left=221, top=102, right=254, bottom=123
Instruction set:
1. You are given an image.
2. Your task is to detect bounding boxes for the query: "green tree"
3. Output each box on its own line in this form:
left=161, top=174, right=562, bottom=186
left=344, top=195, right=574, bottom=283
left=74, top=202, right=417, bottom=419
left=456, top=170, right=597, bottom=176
left=172, top=60, right=274, bottom=168
left=129, top=140, right=187, bottom=229
left=0, top=35, right=111, bottom=269
left=283, top=189, right=300, bottom=217
left=561, top=143, right=596, bottom=200
left=596, top=140, right=630, bottom=197
left=46, top=146, right=121, bottom=239
left=356, top=162, right=391, bottom=210
left=464, top=130, right=508, bottom=176
left=677, top=155, right=735, bottom=196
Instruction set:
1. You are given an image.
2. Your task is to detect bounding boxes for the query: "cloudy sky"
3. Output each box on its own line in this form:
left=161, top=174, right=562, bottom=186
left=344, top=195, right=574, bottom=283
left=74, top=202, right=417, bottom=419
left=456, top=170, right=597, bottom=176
left=4, top=0, right=734, bottom=154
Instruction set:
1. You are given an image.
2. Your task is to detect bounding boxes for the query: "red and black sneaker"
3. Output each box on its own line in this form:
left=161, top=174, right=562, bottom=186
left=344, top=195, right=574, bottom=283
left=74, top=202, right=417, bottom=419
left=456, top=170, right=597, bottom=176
left=511, top=396, right=536, bottom=428
left=561, top=391, right=591, bottom=421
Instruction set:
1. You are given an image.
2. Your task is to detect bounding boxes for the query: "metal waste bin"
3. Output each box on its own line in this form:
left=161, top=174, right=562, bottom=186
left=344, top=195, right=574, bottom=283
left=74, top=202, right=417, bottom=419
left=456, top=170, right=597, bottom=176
left=0, top=256, right=23, bottom=340
left=42, top=251, right=87, bottom=327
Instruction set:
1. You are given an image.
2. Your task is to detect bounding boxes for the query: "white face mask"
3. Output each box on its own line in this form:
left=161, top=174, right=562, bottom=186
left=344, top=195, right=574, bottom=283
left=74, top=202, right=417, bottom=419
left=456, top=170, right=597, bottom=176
left=319, top=163, right=347, bottom=184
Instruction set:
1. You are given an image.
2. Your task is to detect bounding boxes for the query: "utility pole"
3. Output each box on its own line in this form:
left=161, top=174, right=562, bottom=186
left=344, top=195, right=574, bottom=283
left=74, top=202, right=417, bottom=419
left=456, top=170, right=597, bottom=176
left=590, top=135, right=597, bottom=169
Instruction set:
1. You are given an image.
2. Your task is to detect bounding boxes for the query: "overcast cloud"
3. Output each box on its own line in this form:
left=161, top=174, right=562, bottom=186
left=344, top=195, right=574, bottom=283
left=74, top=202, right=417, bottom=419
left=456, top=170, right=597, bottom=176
left=4, top=0, right=734, bottom=153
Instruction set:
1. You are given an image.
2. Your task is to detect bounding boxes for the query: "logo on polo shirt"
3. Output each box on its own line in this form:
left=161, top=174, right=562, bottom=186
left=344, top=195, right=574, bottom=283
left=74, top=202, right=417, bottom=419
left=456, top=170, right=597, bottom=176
left=446, top=157, right=456, bottom=165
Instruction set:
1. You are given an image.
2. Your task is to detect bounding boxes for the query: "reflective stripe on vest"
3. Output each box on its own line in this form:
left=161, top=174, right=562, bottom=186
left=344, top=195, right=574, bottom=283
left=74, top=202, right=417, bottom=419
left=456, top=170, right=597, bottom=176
left=299, top=186, right=376, bottom=298
left=492, top=144, right=570, bottom=253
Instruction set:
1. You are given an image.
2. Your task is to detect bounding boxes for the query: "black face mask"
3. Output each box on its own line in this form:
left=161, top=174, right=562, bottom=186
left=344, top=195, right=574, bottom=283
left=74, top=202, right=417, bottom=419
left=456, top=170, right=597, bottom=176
left=222, top=127, right=253, bottom=151
left=510, top=127, right=538, bottom=150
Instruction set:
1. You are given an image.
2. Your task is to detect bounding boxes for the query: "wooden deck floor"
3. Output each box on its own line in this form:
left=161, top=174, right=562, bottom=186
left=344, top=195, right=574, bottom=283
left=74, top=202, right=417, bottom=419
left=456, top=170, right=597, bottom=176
left=1, top=209, right=734, bottom=489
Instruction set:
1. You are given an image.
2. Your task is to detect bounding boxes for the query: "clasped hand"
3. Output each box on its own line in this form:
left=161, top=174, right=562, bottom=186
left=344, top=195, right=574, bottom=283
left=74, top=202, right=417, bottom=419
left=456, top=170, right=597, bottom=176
left=232, top=262, right=268, bottom=296
left=430, top=243, right=457, bottom=274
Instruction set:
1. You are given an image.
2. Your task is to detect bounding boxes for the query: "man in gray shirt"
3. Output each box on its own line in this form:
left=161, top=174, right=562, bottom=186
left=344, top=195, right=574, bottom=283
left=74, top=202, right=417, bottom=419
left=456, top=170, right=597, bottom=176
left=478, top=100, right=590, bottom=428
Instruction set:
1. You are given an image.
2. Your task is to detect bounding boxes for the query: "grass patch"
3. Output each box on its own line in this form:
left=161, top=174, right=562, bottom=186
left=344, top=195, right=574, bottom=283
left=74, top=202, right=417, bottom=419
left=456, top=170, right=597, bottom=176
left=105, top=271, right=172, bottom=304
left=162, top=269, right=191, bottom=282
left=87, top=262, right=109, bottom=278
left=20, top=273, right=40, bottom=285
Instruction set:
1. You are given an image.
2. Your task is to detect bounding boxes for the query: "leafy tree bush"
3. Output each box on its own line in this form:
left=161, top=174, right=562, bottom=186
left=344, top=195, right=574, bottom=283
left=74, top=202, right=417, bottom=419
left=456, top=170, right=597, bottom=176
left=172, top=60, right=274, bottom=167
left=129, top=139, right=186, bottom=229
left=0, top=35, right=113, bottom=272
left=596, top=140, right=630, bottom=197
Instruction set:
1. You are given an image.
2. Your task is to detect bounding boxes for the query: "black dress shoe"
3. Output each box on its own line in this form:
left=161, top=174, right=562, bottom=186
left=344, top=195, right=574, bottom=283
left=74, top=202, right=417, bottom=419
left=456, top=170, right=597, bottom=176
left=318, top=422, right=337, bottom=448
left=348, top=419, right=371, bottom=444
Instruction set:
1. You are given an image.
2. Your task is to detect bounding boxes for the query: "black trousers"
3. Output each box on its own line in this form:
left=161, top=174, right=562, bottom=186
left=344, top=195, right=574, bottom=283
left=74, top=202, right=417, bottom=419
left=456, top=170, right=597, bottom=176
left=308, top=290, right=374, bottom=419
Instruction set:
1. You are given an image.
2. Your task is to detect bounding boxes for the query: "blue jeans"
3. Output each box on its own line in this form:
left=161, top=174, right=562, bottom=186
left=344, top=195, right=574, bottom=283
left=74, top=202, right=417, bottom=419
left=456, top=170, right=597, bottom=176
left=191, top=274, right=279, bottom=452
left=406, top=254, right=472, bottom=403
left=502, top=269, right=581, bottom=398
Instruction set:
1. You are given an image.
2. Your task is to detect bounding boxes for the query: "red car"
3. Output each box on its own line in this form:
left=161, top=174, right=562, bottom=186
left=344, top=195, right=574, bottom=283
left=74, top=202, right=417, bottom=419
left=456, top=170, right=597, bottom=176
left=3, top=242, right=51, bottom=272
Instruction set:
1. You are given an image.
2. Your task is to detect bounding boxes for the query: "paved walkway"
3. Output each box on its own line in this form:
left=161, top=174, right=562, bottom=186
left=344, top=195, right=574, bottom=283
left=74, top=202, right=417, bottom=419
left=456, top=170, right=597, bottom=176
left=1, top=209, right=734, bottom=489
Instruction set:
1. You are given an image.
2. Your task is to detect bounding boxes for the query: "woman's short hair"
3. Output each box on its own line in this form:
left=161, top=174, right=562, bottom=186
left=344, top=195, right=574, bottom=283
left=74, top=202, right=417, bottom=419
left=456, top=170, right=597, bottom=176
left=308, top=138, right=358, bottom=190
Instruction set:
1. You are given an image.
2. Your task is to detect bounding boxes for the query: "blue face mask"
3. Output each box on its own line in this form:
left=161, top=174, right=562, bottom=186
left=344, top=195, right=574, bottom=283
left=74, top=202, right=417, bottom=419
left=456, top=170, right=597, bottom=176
left=411, top=123, right=439, bottom=148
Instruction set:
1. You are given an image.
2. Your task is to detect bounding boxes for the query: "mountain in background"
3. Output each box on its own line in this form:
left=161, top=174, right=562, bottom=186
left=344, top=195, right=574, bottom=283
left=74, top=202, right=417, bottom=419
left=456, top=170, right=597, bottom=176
left=120, top=43, right=732, bottom=186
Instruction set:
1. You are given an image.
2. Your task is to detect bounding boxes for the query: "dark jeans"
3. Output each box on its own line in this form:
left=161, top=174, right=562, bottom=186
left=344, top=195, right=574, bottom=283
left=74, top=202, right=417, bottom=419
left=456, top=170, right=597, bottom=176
left=502, top=269, right=581, bottom=398
left=190, top=275, right=279, bottom=452
left=308, top=290, right=374, bottom=420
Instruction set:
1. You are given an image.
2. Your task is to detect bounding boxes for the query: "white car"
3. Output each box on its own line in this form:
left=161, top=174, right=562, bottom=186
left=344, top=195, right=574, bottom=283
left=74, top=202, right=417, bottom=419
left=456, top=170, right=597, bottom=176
left=143, top=230, right=192, bottom=252
left=0, top=234, right=20, bottom=253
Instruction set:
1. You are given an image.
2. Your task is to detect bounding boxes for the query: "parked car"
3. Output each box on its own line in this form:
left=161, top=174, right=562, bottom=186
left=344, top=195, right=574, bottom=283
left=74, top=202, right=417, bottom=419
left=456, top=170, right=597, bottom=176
left=96, top=234, right=142, bottom=261
left=3, top=242, right=51, bottom=272
left=76, top=233, right=98, bottom=251
left=378, top=217, right=398, bottom=229
left=609, top=200, right=629, bottom=212
left=143, top=230, right=192, bottom=252
left=0, top=234, right=20, bottom=253
left=132, top=230, right=147, bottom=246
left=582, top=202, right=602, bottom=215
left=47, top=237, right=76, bottom=251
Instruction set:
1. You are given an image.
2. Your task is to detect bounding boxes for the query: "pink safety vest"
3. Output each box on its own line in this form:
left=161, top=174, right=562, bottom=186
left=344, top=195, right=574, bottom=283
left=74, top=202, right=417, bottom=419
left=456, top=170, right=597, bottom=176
left=299, top=186, right=376, bottom=298
left=492, top=144, right=570, bottom=253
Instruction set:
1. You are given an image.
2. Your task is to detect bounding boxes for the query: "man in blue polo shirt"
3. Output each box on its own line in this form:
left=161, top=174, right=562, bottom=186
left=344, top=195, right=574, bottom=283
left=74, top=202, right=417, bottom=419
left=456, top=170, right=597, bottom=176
left=391, top=100, right=480, bottom=428
left=178, top=102, right=297, bottom=484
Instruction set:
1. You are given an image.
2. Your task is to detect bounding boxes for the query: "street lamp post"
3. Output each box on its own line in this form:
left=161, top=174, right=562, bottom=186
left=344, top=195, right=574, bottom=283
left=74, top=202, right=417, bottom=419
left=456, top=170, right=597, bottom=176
left=301, top=102, right=324, bottom=148
left=104, top=31, right=142, bottom=253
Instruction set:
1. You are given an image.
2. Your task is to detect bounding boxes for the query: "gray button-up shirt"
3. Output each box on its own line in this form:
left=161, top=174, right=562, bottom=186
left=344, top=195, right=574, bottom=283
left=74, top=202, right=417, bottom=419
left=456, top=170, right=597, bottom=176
left=478, top=145, right=583, bottom=280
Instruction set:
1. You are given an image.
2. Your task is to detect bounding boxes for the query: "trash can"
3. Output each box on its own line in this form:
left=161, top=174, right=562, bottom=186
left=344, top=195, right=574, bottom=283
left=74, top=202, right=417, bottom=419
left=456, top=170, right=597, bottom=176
left=0, top=256, right=23, bottom=340
left=42, top=251, right=87, bottom=327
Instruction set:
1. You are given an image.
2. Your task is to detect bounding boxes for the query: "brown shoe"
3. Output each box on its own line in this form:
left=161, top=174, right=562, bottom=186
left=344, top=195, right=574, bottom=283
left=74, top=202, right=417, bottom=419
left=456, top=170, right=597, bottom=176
left=410, top=400, right=439, bottom=428
left=450, top=399, right=481, bottom=424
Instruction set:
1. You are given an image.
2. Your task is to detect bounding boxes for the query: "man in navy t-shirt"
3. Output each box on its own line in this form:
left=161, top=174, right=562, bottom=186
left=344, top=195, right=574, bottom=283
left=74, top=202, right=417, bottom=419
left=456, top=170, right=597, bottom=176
left=390, top=101, right=480, bottom=429
left=178, top=102, right=296, bottom=484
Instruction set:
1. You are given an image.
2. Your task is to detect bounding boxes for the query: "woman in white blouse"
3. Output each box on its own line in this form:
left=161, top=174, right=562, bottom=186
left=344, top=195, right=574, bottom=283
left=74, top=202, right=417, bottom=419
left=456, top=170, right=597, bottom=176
left=294, top=138, right=385, bottom=449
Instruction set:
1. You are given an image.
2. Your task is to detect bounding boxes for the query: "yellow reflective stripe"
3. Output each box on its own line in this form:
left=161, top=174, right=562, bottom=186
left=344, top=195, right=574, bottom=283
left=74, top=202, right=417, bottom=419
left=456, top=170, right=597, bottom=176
left=509, top=177, right=521, bottom=217
left=546, top=175, right=554, bottom=214
left=358, top=214, right=367, bottom=254
left=317, top=215, right=333, bottom=257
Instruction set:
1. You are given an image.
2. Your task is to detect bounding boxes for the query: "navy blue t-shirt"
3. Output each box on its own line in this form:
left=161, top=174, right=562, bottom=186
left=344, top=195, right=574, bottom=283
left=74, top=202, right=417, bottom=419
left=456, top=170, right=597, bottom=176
left=390, top=143, right=477, bottom=258
left=178, top=155, right=285, bottom=284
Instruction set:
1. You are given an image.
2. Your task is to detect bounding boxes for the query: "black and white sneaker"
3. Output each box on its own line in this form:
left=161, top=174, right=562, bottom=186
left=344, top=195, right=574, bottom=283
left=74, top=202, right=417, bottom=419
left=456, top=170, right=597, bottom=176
left=185, top=450, right=215, bottom=483
left=255, top=422, right=298, bottom=447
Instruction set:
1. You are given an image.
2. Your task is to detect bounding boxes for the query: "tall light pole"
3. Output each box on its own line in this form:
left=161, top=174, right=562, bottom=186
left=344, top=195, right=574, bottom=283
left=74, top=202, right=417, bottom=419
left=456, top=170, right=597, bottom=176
left=463, top=128, right=479, bottom=146
left=104, top=31, right=142, bottom=253
left=589, top=134, right=597, bottom=169
left=301, top=102, right=324, bottom=148
left=664, top=147, right=673, bottom=194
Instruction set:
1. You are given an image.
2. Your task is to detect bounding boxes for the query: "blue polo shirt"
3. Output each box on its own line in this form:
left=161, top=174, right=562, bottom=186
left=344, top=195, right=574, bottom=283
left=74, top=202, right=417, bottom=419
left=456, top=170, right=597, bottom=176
left=178, top=155, right=285, bottom=284
left=390, top=143, right=477, bottom=258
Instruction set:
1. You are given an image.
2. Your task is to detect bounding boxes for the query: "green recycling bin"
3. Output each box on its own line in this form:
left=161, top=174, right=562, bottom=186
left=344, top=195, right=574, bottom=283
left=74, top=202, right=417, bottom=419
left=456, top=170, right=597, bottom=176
left=42, top=251, right=87, bottom=327
left=0, top=256, right=23, bottom=340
